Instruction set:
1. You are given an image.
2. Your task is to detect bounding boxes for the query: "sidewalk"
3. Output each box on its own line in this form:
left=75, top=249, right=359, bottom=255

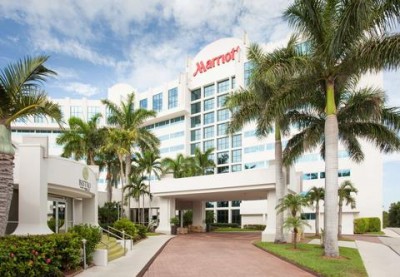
left=78, top=235, right=173, bottom=277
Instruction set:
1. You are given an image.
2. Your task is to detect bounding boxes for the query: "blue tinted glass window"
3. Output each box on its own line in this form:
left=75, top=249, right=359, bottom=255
left=153, top=93, right=163, bottom=112
left=168, top=87, right=178, bottom=109
left=204, top=84, right=215, bottom=98
left=140, top=99, right=148, bottom=110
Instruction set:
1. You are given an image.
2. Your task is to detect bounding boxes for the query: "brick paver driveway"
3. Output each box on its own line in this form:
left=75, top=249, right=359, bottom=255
left=143, top=232, right=314, bottom=277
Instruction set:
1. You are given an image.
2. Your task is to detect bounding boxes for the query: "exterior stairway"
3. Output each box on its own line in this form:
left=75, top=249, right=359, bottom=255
left=96, top=234, right=126, bottom=262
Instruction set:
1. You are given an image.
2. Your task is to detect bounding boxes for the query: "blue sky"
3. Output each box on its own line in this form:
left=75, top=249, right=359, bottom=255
left=1, top=0, right=399, bottom=209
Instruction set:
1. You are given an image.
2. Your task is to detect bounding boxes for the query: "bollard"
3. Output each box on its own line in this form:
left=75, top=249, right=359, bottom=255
left=82, top=239, right=87, bottom=270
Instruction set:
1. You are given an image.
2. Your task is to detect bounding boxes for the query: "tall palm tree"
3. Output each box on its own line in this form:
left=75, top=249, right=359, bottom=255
left=96, top=148, right=120, bottom=202
left=284, top=0, right=400, bottom=257
left=162, top=153, right=195, bottom=178
left=338, top=180, right=358, bottom=237
left=0, top=55, right=62, bottom=235
left=225, top=36, right=305, bottom=243
left=193, top=147, right=215, bottom=175
left=102, top=92, right=159, bottom=202
left=56, top=113, right=103, bottom=165
left=307, top=187, right=325, bottom=236
left=134, top=150, right=162, bottom=223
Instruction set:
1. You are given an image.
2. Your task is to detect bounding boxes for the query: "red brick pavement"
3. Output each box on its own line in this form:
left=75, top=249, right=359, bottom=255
left=143, top=232, right=314, bottom=277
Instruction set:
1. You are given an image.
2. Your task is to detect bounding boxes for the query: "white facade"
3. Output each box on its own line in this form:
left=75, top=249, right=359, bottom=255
left=11, top=36, right=383, bottom=236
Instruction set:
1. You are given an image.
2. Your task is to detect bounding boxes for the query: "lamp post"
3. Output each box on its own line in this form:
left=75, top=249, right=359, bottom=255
left=82, top=239, right=87, bottom=270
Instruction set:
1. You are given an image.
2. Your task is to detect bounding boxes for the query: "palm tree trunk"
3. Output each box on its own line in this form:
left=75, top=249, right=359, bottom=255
left=137, top=196, right=141, bottom=224
left=274, top=123, right=286, bottom=243
left=0, top=125, right=16, bottom=236
left=338, top=203, right=343, bottom=238
left=118, top=156, right=125, bottom=216
left=316, top=201, right=320, bottom=236
left=148, top=173, right=152, bottom=225
left=324, top=79, right=339, bottom=257
left=293, top=228, right=297, bottom=249
left=106, top=165, right=112, bottom=202
left=142, top=194, right=145, bottom=224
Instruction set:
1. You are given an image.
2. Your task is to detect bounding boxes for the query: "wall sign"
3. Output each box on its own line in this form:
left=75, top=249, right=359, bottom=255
left=193, top=46, right=240, bottom=77
left=79, top=167, right=91, bottom=191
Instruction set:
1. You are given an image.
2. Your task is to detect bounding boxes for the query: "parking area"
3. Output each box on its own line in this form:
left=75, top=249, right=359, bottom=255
left=143, top=232, right=314, bottom=277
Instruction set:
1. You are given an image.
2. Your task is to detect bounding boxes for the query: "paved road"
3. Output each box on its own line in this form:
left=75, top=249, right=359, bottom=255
left=143, top=233, right=314, bottom=277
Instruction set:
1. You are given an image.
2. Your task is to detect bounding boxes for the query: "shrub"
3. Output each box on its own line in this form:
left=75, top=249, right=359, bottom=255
left=388, top=202, right=400, bottom=227
left=354, top=217, right=381, bottom=233
left=210, top=223, right=240, bottom=228
left=183, top=210, right=193, bottom=227
left=0, top=233, right=81, bottom=276
left=354, top=218, right=368, bottom=234
left=134, top=224, right=147, bottom=239
left=98, top=202, right=121, bottom=229
left=113, top=218, right=137, bottom=238
left=68, top=224, right=101, bottom=263
left=243, top=224, right=266, bottom=230
left=47, top=218, right=64, bottom=233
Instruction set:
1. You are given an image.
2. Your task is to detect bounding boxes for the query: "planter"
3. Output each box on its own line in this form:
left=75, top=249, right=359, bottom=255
left=171, top=225, right=177, bottom=235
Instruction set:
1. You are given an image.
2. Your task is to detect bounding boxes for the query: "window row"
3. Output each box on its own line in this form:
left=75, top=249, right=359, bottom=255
left=139, top=87, right=179, bottom=112
left=190, top=109, right=230, bottom=128
left=190, top=135, right=242, bottom=152
left=158, top=131, right=185, bottom=141
left=144, top=116, right=184, bottom=130
left=191, top=77, right=236, bottom=102
left=302, top=169, right=351, bottom=180
left=191, top=94, right=229, bottom=114
left=159, top=144, right=185, bottom=154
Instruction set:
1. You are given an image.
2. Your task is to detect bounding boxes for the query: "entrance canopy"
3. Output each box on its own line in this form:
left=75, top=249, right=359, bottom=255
left=152, top=167, right=293, bottom=202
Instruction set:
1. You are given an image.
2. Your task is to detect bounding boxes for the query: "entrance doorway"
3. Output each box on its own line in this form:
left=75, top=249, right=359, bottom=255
left=48, top=197, right=72, bottom=233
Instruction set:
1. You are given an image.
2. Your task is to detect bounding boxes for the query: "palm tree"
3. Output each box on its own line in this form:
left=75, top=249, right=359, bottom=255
left=162, top=153, right=195, bottom=178
left=283, top=216, right=310, bottom=249
left=277, top=194, right=310, bottom=248
left=338, top=180, right=358, bottom=238
left=56, top=113, right=103, bottom=165
left=284, top=0, right=400, bottom=257
left=307, top=187, right=325, bottom=236
left=134, top=150, right=162, bottom=223
left=0, top=56, right=62, bottom=236
left=193, top=147, right=215, bottom=175
left=225, top=36, right=305, bottom=243
left=124, top=174, right=147, bottom=223
left=96, top=148, right=120, bottom=202
left=102, top=92, right=159, bottom=202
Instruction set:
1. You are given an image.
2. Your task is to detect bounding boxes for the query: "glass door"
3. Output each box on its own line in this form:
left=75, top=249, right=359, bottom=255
left=48, top=198, right=69, bottom=233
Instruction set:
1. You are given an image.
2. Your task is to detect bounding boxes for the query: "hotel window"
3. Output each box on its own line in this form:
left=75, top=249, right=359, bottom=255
left=217, top=79, right=229, bottom=93
left=70, top=106, right=83, bottom=119
left=191, top=102, right=201, bottom=114
left=204, top=98, right=215, bottom=111
left=301, top=213, right=316, bottom=220
left=231, top=209, right=241, bottom=225
left=203, top=126, right=215, bottom=139
left=191, top=143, right=200, bottom=155
left=204, top=112, right=215, bottom=125
left=168, top=87, right=178, bottom=109
left=87, top=106, right=100, bottom=121
left=217, top=166, right=229, bottom=174
left=204, top=84, right=215, bottom=98
left=217, top=123, right=228, bottom=136
left=191, top=129, right=201, bottom=141
left=33, top=115, right=45, bottom=123
left=231, top=76, right=236, bottom=89
left=217, top=151, right=229, bottom=165
left=232, top=134, right=242, bottom=148
left=303, top=172, right=318, bottom=180
left=191, top=116, right=201, bottom=128
left=232, top=200, right=241, bottom=207
left=320, top=172, right=325, bottom=179
left=217, top=201, right=229, bottom=207
left=153, top=93, right=163, bottom=112
left=203, top=140, right=214, bottom=151
left=206, top=202, right=214, bottom=208
left=191, top=89, right=201, bottom=101
left=217, top=109, right=230, bottom=121
left=217, top=137, right=229, bottom=150
left=140, top=98, right=148, bottom=109
left=231, top=164, right=242, bottom=172
left=231, top=149, right=242, bottom=163
left=217, top=210, right=229, bottom=223
left=217, top=94, right=228, bottom=108
left=338, top=169, right=351, bottom=177
left=244, top=62, right=254, bottom=87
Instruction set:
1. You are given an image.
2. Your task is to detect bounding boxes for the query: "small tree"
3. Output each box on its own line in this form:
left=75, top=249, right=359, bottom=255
left=388, top=202, right=400, bottom=227
left=338, top=181, right=358, bottom=237
left=307, top=187, right=324, bottom=236
left=283, top=216, right=310, bottom=249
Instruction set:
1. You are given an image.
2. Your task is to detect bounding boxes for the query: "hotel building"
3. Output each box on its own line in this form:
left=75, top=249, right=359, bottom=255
left=10, top=36, right=383, bottom=237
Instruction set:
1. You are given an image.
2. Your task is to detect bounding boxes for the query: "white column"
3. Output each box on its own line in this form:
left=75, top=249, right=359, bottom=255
left=74, top=199, right=83, bottom=225
left=192, top=201, right=205, bottom=230
left=262, top=190, right=277, bottom=242
left=13, top=144, right=52, bottom=235
left=157, top=197, right=176, bottom=234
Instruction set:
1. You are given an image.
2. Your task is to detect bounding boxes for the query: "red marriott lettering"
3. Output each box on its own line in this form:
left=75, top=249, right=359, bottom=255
left=193, top=46, right=240, bottom=77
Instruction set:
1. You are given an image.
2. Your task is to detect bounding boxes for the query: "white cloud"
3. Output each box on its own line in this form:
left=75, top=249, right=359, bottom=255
left=65, top=82, right=99, bottom=97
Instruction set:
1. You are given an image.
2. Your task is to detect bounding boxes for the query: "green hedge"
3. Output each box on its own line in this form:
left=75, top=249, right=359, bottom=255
left=0, top=233, right=81, bottom=277
left=113, top=218, right=138, bottom=238
left=243, top=224, right=266, bottom=230
left=210, top=223, right=240, bottom=228
left=354, top=217, right=381, bottom=234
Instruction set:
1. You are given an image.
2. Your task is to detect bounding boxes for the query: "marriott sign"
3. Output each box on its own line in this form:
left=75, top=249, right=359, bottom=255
left=193, top=46, right=240, bottom=77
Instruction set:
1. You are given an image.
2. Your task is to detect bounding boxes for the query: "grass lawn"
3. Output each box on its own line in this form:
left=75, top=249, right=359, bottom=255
left=256, top=242, right=367, bottom=277
left=146, top=232, right=161, bottom=236
left=213, top=227, right=262, bottom=232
